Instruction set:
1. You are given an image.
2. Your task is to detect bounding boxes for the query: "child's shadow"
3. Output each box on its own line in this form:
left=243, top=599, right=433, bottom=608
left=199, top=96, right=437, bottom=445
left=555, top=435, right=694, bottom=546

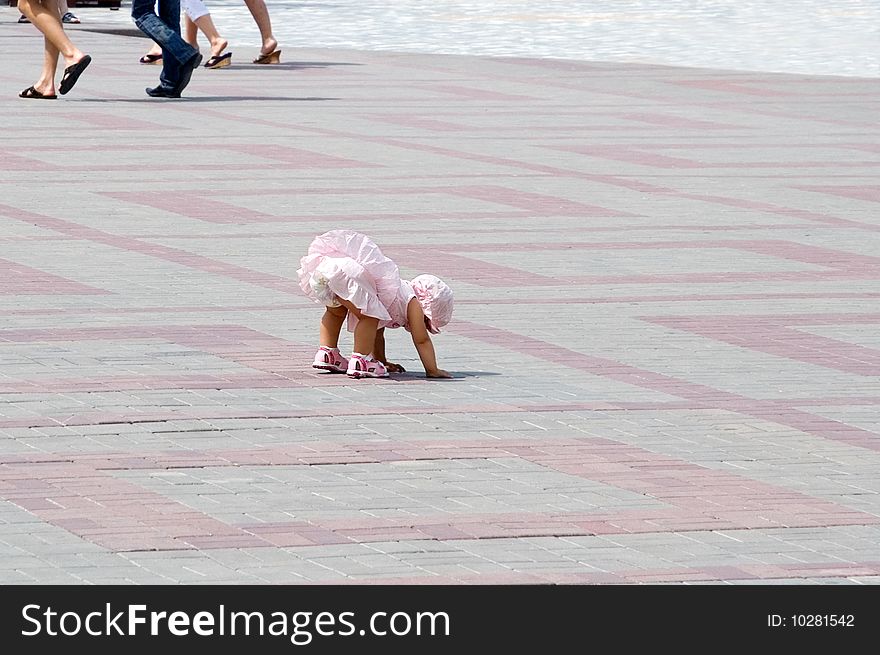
left=392, top=370, right=500, bottom=380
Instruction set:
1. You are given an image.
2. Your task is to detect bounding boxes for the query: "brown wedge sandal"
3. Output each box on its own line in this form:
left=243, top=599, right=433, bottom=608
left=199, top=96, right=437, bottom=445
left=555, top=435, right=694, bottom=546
left=205, top=52, right=232, bottom=69
left=253, top=49, right=281, bottom=64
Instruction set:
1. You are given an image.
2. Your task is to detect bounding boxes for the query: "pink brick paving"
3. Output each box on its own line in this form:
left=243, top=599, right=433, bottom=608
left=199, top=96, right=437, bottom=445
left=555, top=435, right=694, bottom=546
left=644, top=314, right=880, bottom=376
left=103, top=184, right=629, bottom=225
left=2, top=25, right=879, bottom=584
left=2, top=438, right=875, bottom=552
left=448, top=320, right=880, bottom=451
left=54, top=111, right=181, bottom=131
left=0, top=259, right=106, bottom=296
left=795, top=185, right=880, bottom=203
left=0, top=204, right=298, bottom=294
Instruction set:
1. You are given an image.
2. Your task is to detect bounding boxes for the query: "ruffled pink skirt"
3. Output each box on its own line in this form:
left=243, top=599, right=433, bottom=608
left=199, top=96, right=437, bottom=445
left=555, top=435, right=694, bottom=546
left=297, top=230, right=402, bottom=322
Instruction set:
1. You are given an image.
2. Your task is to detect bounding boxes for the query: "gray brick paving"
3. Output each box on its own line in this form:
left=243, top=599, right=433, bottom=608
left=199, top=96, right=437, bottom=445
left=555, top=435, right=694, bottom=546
left=2, top=6, right=879, bottom=586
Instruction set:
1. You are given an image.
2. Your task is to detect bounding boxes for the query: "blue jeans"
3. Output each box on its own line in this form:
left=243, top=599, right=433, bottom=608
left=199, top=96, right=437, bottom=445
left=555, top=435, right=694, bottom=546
left=131, top=0, right=198, bottom=89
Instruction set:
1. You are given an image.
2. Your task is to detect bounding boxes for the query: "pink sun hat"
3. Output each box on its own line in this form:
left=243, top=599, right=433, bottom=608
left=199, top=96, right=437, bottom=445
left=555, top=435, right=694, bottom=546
left=410, top=274, right=454, bottom=334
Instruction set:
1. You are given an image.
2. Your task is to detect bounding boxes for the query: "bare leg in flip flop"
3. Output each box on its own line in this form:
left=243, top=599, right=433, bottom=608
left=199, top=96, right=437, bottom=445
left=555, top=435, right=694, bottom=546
left=18, top=0, right=89, bottom=90
left=28, top=23, right=61, bottom=97
left=243, top=0, right=279, bottom=59
left=185, top=13, right=228, bottom=60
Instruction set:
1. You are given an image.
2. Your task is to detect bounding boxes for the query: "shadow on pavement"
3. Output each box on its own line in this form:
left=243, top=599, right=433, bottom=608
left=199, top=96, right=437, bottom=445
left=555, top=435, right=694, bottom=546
left=74, top=96, right=340, bottom=103
left=235, top=62, right=364, bottom=70
left=391, top=371, right=500, bottom=380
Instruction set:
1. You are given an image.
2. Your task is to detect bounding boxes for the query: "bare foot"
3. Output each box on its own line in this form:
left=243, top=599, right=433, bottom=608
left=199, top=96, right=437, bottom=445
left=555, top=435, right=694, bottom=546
left=260, top=36, right=278, bottom=55
left=210, top=38, right=229, bottom=57
left=32, top=80, right=56, bottom=97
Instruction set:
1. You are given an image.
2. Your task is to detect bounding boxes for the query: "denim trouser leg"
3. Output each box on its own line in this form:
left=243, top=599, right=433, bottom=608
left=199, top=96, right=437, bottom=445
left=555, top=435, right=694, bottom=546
left=131, top=0, right=198, bottom=89
left=156, top=0, right=182, bottom=88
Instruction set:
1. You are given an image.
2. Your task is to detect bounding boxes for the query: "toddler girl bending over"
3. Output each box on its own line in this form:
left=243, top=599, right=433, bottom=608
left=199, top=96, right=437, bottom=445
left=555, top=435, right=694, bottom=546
left=297, top=229, right=454, bottom=379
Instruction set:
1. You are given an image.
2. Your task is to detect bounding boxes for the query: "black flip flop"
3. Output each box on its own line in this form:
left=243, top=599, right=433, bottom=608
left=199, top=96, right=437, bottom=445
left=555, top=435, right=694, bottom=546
left=139, top=53, right=163, bottom=65
left=59, top=54, right=91, bottom=95
left=19, top=85, right=57, bottom=100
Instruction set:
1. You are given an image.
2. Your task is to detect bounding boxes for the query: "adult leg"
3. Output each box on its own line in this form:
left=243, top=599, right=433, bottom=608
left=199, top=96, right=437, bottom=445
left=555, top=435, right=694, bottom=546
left=131, top=0, right=198, bottom=90
left=193, top=14, right=228, bottom=57
left=155, top=0, right=183, bottom=89
left=18, top=0, right=87, bottom=69
left=184, top=15, right=198, bottom=48
left=31, top=35, right=61, bottom=96
left=181, top=0, right=201, bottom=47
left=142, top=3, right=164, bottom=63
left=242, top=0, right=277, bottom=56
left=182, top=0, right=227, bottom=57
left=158, top=0, right=203, bottom=91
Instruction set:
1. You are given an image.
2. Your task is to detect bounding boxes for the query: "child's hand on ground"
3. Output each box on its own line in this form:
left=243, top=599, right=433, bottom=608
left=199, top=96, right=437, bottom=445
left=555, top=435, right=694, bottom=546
left=384, top=361, right=406, bottom=373
left=426, top=369, right=452, bottom=379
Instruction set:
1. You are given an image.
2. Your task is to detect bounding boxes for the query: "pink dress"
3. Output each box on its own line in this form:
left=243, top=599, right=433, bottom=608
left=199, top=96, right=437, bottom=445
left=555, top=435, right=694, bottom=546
left=297, top=230, right=416, bottom=332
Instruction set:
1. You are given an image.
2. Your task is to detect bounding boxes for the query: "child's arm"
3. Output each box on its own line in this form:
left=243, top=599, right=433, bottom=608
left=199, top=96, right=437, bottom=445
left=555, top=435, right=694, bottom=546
left=373, top=328, right=406, bottom=372
left=407, top=299, right=452, bottom=378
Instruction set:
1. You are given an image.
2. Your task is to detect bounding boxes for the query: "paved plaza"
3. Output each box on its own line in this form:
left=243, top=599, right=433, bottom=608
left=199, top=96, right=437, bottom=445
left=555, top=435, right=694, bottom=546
left=1, top=7, right=879, bottom=584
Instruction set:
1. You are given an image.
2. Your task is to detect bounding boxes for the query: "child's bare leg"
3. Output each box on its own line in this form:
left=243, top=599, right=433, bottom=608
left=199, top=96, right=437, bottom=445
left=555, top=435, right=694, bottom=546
left=352, top=316, right=379, bottom=356
left=329, top=299, right=387, bottom=377
left=335, top=299, right=378, bottom=355
left=319, top=305, right=347, bottom=348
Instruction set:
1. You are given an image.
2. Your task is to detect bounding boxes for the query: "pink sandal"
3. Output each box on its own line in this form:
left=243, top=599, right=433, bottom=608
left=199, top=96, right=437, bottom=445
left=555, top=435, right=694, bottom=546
left=346, top=353, right=389, bottom=379
left=312, top=346, right=348, bottom=373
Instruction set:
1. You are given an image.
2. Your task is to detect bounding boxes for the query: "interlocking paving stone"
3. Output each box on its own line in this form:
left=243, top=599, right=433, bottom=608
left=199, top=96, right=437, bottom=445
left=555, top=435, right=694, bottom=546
left=2, top=7, right=878, bottom=584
